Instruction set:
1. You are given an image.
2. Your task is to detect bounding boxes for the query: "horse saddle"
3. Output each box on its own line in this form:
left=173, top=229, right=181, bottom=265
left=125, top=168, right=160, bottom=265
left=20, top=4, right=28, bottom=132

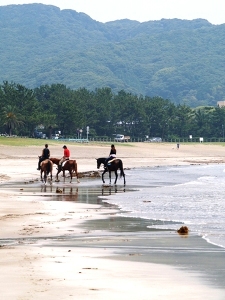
left=108, top=158, right=117, bottom=165
left=62, top=159, right=69, bottom=167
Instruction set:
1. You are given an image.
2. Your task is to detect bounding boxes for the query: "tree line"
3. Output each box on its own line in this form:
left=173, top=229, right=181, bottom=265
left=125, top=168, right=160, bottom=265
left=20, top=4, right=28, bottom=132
left=0, top=81, right=225, bottom=140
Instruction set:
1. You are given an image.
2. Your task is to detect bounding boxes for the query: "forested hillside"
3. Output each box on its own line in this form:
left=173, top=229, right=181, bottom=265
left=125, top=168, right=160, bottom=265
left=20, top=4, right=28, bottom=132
left=0, top=4, right=225, bottom=107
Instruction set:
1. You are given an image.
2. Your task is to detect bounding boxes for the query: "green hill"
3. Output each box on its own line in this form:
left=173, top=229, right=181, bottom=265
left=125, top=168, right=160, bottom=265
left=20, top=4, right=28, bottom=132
left=0, top=3, right=225, bottom=106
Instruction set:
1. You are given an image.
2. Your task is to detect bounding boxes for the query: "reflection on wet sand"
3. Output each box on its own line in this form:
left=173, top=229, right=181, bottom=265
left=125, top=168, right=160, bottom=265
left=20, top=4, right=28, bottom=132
left=60, top=187, right=79, bottom=201
left=101, top=185, right=126, bottom=195
left=0, top=178, right=132, bottom=207
left=39, top=183, right=127, bottom=201
left=40, top=186, right=79, bottom=201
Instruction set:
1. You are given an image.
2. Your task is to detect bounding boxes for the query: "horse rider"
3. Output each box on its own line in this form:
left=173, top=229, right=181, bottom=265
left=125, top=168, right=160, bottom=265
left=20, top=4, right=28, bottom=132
left=37, top=144, right=50, bottom=170
left=104, top=144, right=116, bottom=169
left=58, top=145, right=70, bottom=171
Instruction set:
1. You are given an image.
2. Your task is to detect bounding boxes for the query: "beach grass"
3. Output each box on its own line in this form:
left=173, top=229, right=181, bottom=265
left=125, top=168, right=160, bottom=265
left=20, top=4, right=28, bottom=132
left=0, top=136, right=137, bottom=148
left=0, top=136, right=224, bottom=148
left=0, top=136, right=46, bottom=147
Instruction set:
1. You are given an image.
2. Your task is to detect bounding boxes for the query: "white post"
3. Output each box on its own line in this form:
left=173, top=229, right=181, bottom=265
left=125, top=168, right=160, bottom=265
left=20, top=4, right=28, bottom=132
left=86, top=126, right=89, bottom=141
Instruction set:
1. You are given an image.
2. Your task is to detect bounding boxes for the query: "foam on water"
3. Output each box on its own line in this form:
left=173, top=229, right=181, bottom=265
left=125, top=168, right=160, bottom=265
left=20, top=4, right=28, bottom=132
left=101, top=164, right=225, bottom=248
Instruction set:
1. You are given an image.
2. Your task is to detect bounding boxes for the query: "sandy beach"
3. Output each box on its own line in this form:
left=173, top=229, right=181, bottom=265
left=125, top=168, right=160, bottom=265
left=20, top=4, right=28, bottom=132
left=1, top=142, right=225, bottom=299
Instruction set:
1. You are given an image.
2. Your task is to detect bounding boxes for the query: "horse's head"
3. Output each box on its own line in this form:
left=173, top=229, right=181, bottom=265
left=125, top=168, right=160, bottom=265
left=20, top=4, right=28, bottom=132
left=96, top=158, right=105, bottom=169
left=96, top=158, right=100, bottom=169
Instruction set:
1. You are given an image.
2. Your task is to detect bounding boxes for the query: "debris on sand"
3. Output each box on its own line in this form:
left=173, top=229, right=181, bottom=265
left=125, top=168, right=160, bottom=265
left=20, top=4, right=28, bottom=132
left=177, top=226, right=189, bottom=235
left=75, top=171, right=101, bottom=179
left=56, top=187, right=63, bottom=193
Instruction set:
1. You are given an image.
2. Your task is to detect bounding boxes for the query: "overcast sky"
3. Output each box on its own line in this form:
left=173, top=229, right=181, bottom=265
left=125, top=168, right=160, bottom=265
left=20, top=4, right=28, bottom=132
left=1, top=0, right=225, bottom=25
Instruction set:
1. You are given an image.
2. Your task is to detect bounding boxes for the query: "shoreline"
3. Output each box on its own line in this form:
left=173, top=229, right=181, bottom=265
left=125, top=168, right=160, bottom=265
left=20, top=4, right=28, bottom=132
left=1, top=143, right=225, bottom=298
left=1, top=189, right=225, bottom=299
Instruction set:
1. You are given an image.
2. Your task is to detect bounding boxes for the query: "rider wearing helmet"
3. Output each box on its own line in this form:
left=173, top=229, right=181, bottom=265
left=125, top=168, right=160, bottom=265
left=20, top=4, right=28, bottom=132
left=58, top=145, right=70, bottom=171
left=37, top=144, right=50, bottom=170
left=104, top=144, right=116, bottom=169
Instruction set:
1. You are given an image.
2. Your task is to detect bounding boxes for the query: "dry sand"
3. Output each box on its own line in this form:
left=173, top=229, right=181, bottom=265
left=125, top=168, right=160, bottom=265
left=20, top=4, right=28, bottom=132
left=0, top=142, right=225, bottom=299
left=1, top=141, right=225, bottom=180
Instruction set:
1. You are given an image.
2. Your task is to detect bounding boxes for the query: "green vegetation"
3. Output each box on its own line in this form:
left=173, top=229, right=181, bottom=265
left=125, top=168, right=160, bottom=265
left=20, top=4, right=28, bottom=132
left=0, top=4, right=225, bottom=106
left=0, top=104, right=24, bottom=136
left=1, top=4, right=225, bottom=140
left=0, top=136, right=225, bottom=147
left=1, top=82, right=225, bottom=140
left=0, top=136, right=45, bottom=146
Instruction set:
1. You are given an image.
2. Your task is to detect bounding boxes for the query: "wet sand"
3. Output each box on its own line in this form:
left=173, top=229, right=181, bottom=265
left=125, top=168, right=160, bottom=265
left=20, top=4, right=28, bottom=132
left=1, top=142, right=225, bottom=299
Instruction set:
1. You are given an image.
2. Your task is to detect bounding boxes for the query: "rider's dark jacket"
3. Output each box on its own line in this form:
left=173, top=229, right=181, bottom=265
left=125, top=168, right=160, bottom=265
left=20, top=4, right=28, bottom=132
left=42, top=148, right=50, bottom=159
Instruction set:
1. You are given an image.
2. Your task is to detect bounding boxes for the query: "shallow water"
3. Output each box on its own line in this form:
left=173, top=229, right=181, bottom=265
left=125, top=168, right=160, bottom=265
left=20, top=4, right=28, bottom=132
left=1, top=164, right=225, bottom=249
left=100, top=164, right=225, bottom=249
left=1, top=167, right=225, bottom=291
left=0, top=176, right=127, bottom=205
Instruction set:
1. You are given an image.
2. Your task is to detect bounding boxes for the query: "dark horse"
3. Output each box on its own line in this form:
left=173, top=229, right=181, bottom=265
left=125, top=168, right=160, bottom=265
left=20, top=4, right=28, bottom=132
left=96, top=157, right=126, bottom=185
left=40, top=159, right=53, bottom=184
left=50, top=158, right=79, bottom=183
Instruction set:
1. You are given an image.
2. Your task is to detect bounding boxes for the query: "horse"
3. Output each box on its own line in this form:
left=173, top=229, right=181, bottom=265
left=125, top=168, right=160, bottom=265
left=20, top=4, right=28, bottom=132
left=96, top=157, right=126, bottom=185
left=40, top=159, right=53, bottom=184
left=50, top=157, right=79, bottom=183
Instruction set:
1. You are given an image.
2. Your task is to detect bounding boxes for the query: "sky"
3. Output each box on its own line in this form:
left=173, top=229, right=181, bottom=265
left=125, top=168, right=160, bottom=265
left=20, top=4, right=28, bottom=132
left=1, top=0, right=225, bottom=25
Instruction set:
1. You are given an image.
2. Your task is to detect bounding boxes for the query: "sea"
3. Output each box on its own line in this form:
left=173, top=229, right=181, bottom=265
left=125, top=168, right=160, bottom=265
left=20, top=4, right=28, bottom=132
left=99, top=164, right=225, bottom=249
left=1, top=163, right=225, bottom=250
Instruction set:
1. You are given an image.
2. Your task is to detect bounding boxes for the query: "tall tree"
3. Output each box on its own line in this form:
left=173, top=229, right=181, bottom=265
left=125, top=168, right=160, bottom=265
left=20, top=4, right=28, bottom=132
left=0, top=105, right=24, bottom=136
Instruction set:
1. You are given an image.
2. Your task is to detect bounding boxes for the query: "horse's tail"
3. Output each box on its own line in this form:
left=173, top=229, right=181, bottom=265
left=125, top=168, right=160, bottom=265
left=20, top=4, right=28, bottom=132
left=120, top=160, right=125, bottom=178
left=47, top=159, right=53, bottom=175
left=47, top=160, right=51, bottom=175
left=119, top=160, right=126, bottom=185
left=73, top=160, right=79, bottom=178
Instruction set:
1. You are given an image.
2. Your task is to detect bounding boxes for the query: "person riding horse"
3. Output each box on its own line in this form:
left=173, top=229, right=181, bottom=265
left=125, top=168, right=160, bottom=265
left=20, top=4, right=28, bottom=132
left=104, top=144, right=116, bottom=169
left=96, top=157, right=126, bottom=185
left=58, top=145, right=70, bottom=172
left=37, top=144, right=50, bottom=170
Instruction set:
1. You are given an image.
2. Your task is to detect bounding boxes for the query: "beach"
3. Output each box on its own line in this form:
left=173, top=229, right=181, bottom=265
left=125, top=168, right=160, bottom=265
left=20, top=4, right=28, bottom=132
left=1, top=142, right=225, bottom=299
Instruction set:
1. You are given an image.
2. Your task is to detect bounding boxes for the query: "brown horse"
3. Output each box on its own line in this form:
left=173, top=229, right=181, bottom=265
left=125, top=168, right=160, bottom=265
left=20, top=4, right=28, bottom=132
left=40, top=159, right=53, bottom=184
left=50, top=157, right=79, bottom=183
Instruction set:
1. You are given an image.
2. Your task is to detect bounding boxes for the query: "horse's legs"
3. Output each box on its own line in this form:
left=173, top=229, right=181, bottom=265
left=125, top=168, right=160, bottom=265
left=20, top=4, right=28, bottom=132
left=55, top=170, right=61, bottom=181
left=109, top=170, right=112, bottom=184
left=69, top=171, right=73, bottom=183
left=40, top=170, right=43, bottom=182
left=102, top=170, right=106, bottom=184
left=118, top=166, right=126, bottom=186
left=114, top=171, right=118, bottom=184
left=44, top=172, right=47, bottom=184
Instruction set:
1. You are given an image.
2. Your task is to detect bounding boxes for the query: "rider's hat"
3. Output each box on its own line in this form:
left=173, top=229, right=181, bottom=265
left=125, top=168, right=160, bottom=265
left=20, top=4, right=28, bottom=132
left=63, top=145, right=67, bottom=148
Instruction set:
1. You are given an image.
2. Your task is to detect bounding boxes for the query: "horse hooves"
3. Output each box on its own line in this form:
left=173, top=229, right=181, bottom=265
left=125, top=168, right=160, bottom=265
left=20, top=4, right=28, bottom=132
left=55, top=179, right=60, bottom=182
